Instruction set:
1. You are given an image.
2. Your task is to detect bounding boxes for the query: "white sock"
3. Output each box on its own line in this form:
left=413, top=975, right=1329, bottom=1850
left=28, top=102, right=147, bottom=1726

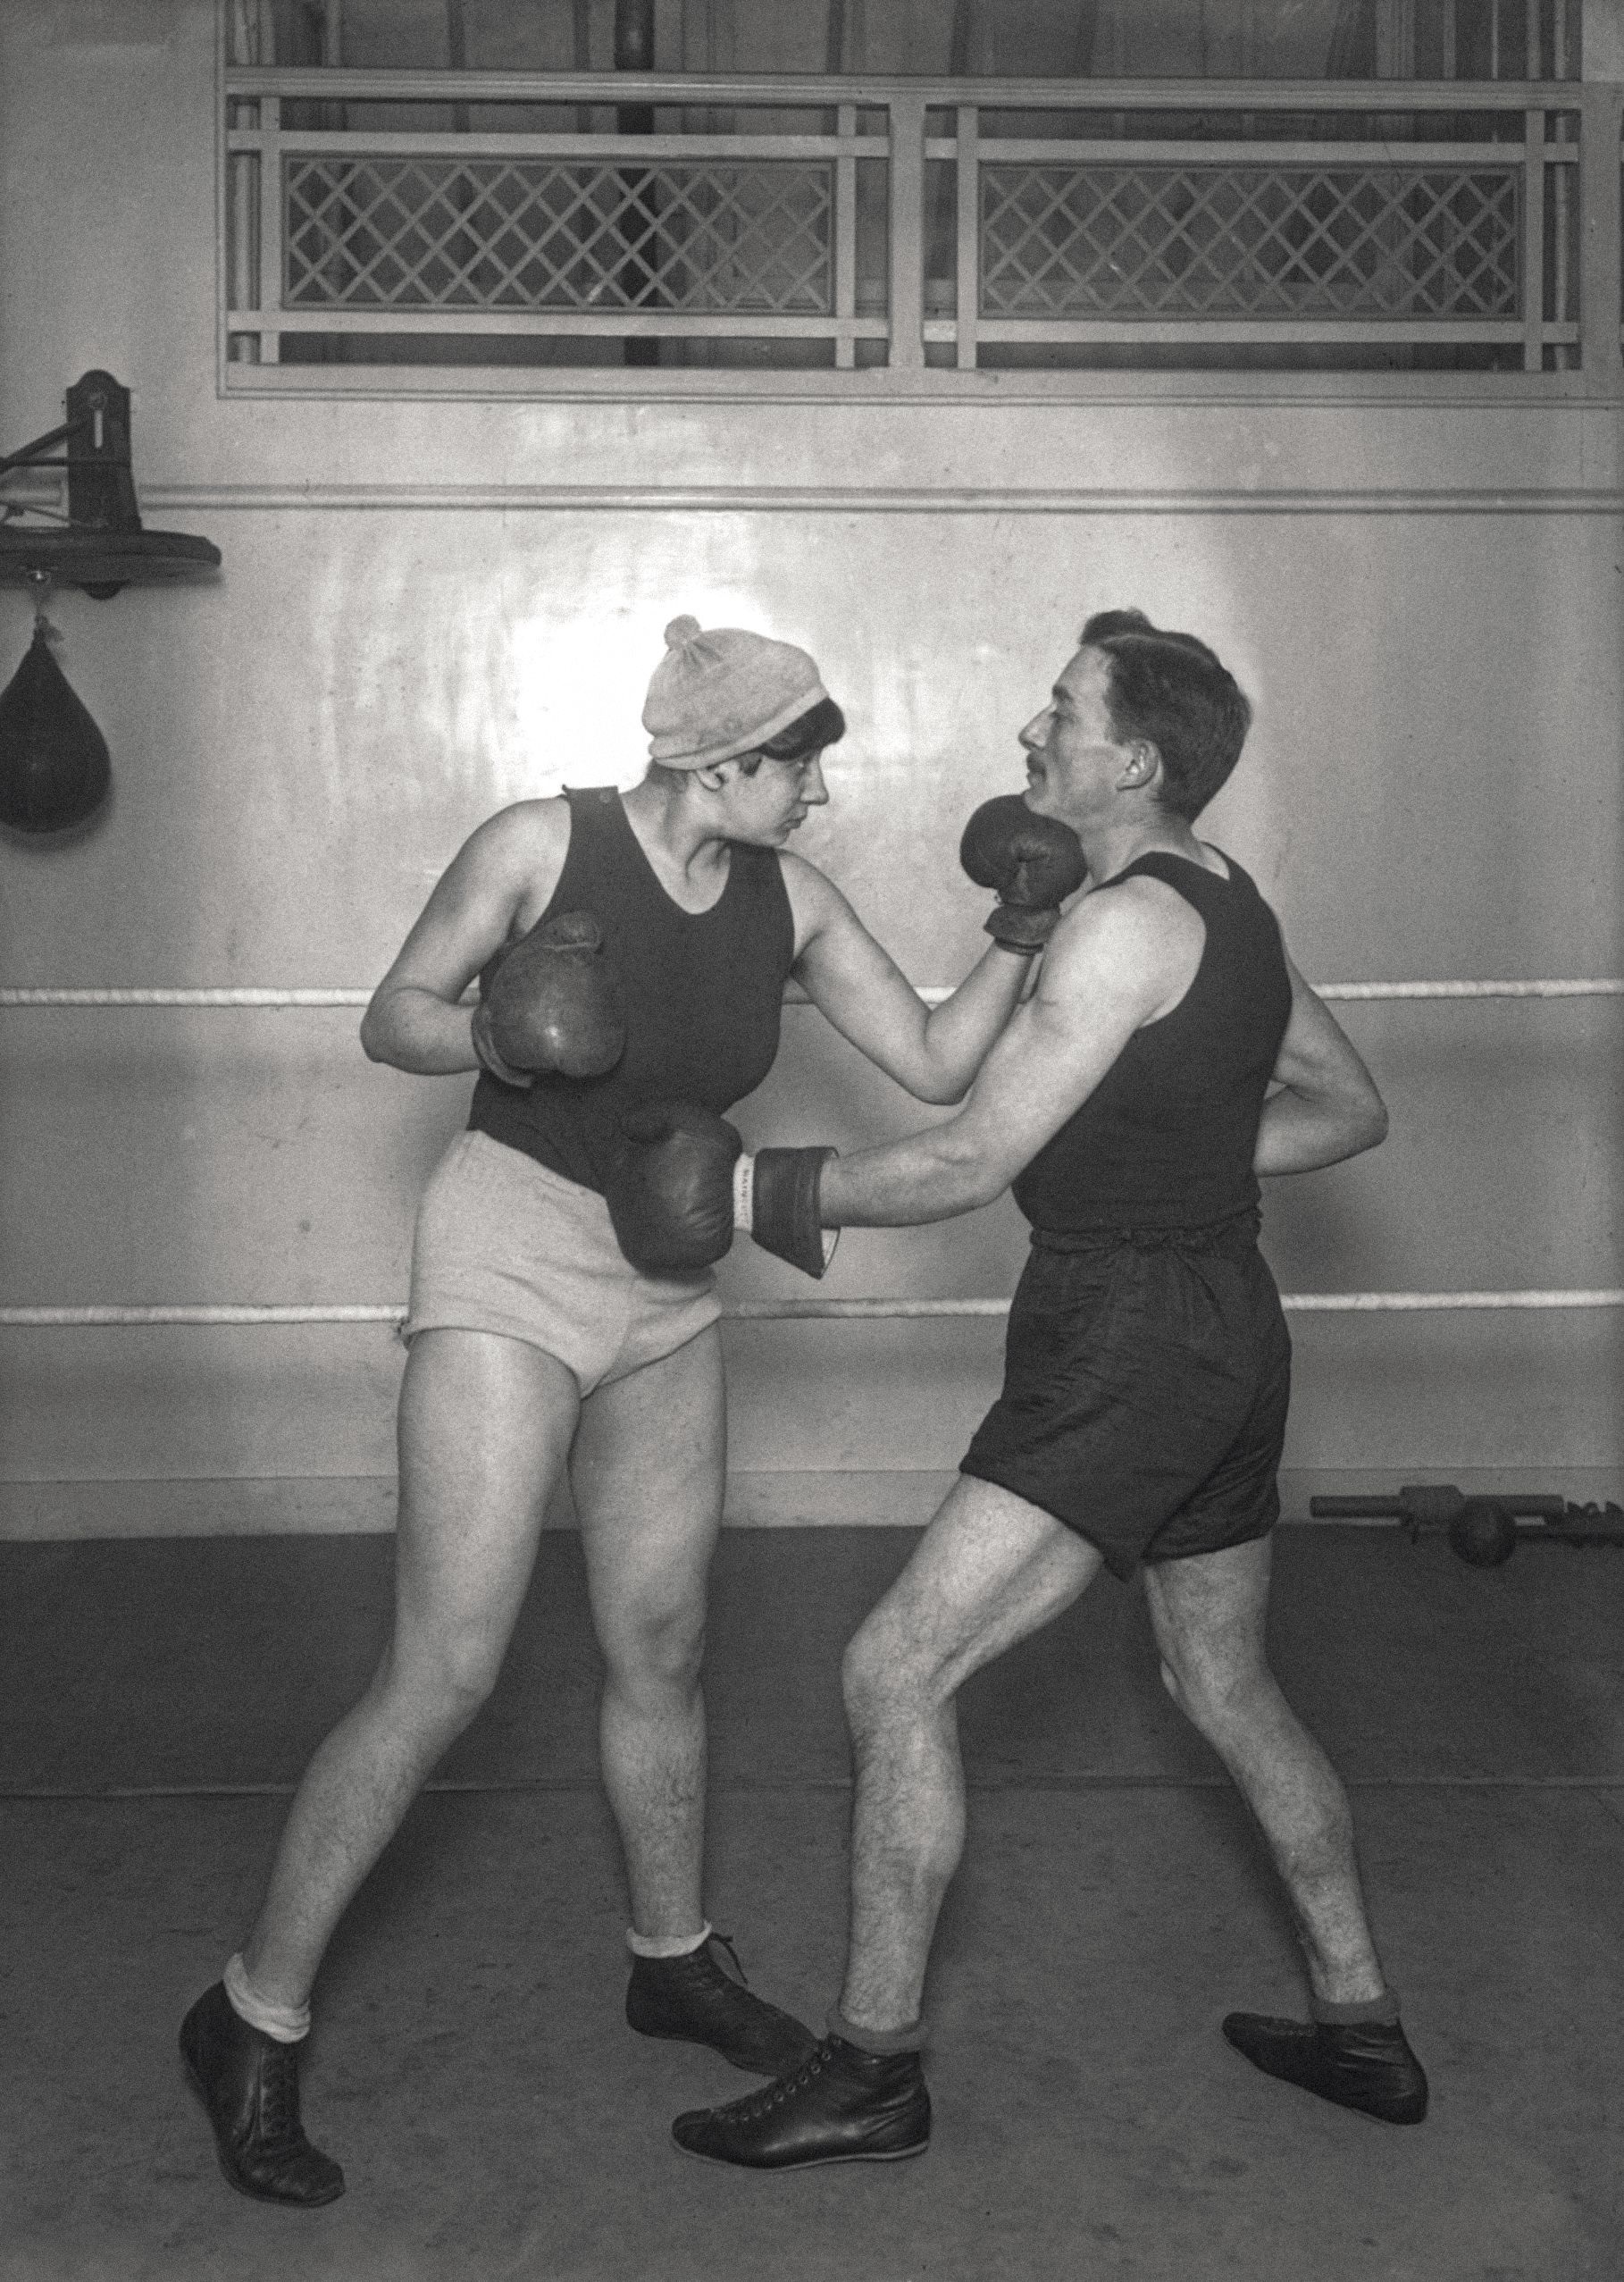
left=626, top=1921, right=711, bottom=1959
left=223, top=1951, right=311, bottom=2043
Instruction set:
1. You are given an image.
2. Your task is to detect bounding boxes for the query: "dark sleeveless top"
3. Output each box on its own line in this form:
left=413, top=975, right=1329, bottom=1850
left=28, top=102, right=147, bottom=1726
left=469, top=786, right=796, bottom=1194
left=1011, top=851, right=1293, bottom=1234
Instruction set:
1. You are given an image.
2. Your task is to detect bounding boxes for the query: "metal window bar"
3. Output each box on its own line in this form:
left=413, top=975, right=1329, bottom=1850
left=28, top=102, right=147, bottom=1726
left=955, top=102, right=979, bottom=367
left=1588, top=82, right=1624, bottom=384
left=834, top=101, right=858, bottom=366
left=1524, top=105, right=1548, bottom=363
left=220, top=70, right=1591, bottom=375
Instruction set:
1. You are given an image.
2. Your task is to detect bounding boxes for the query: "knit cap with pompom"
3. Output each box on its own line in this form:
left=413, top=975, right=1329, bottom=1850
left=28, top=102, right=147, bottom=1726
left=641, top=615, right=827, bottom=767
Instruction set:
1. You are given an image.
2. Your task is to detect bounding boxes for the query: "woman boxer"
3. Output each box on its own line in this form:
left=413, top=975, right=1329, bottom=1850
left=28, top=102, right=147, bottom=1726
left=178, top=614, right=1086, bottom=2205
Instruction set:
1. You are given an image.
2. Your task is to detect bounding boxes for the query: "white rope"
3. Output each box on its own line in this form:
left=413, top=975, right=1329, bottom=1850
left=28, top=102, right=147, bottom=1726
left=1279, top=1289, right=1624, bottom=1313
left=0, top=988, right=374, bottom=1006
left=2, top=1290, right=1620, bottom=1328
left=1, top=980, right=1620, bottom=1009
left=1318, top=980, right=1624, bottom=1002
left=0, top=1305, right=409, bottom=1326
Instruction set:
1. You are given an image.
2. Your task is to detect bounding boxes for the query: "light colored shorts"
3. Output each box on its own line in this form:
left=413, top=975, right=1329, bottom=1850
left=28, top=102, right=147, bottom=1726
left=404, top=1129, right=722, bottom=1396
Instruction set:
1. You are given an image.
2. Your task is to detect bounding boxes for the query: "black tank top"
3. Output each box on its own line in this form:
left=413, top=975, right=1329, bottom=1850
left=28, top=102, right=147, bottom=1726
left=1011, top=850, right=1292, bottom=1233
left=469, top=786, right=795, bottom=1193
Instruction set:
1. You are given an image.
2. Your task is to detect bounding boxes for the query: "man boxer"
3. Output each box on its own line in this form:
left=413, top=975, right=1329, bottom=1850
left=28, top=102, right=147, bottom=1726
left=177, top=615, right=1085, bottom=2205
left=607, top=609, right=1427, bottom=2169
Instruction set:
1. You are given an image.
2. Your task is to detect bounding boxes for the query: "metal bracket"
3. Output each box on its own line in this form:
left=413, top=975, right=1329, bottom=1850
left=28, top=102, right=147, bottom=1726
left=0, top=371, right=219, bottom=599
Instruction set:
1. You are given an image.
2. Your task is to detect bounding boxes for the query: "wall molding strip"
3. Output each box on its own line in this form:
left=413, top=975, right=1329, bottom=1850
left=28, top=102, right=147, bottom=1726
left=144, top=483, right=1624, bottom=517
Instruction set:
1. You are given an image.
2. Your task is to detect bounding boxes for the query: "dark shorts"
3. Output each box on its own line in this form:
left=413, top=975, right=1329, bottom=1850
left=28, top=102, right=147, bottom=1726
left=959, top=1209, right=1291, bottom=1581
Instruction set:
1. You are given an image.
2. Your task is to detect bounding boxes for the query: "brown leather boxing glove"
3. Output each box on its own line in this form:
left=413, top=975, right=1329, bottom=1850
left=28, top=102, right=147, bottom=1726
left=959, top=796, right=1088, bottom=952
left=473, top=910, right=625, bottom=1086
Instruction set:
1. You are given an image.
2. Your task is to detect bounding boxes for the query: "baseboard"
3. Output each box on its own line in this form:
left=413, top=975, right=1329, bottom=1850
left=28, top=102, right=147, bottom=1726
left=0, top=1476, right=405, bottom=1540
left=1, top=1467, right=1620, bottom=1541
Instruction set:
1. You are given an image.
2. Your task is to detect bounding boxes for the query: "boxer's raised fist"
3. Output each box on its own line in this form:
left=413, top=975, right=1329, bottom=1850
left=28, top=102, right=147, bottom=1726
left=959, top=796, right=1087, bottom=952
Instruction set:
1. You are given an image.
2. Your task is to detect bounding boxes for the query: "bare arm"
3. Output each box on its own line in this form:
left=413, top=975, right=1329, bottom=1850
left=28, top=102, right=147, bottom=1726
left=1252, top=951, right=1388, bottom=1176
left=783, top=854, right=1042, bottom=1105
left=818, top=883, right=1199, bottom=1225
left=359, top=801, right=570, bottom=1073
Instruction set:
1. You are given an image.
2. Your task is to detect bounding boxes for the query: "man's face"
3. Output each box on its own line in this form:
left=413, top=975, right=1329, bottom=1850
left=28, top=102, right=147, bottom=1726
left=718, top=750, right=829, bottom=844
left=1018, top=646, right=1128, bottom=826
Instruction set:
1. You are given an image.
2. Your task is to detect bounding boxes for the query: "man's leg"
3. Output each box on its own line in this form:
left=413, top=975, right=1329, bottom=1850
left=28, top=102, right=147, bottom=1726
left=1144, top=1535, right=1381, bottom=2005
left=181, top=1328, right=580, bottom=2202
left=671, top=1475, right=1101, bottom=2168
left=1143, top=1534, right=1427, bottom=2122
left=569, top=1324, right=816, bottom=2077
left=840, top=1476, right=1101, bottom=2035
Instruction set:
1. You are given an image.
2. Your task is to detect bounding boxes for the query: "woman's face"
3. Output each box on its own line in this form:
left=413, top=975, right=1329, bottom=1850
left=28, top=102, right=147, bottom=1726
left=718, top=750, right=830, bottom=844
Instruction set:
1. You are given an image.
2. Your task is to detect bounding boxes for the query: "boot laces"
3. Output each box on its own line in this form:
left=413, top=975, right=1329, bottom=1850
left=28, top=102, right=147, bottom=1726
left=732, top=2041, right=829, bottom=2121
left=256, top=2039, right=306, bottom=2152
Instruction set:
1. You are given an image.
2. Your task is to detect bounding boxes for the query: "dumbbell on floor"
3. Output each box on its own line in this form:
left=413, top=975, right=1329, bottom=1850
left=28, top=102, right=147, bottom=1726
left=1307, top=1486, right=1567, bottom=1567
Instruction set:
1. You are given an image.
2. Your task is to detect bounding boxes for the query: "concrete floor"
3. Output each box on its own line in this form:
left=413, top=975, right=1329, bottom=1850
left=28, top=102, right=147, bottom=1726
left=3, top=1526, right=1622, bottom=2281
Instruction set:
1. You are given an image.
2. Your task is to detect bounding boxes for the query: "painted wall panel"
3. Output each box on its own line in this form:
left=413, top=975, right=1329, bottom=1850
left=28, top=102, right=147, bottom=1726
left=1, top=0, right=1619, bottom=1517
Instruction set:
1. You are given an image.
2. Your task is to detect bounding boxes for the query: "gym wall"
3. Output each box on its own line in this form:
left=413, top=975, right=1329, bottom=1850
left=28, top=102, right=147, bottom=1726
left=0, top=0, right=1619, bottom=1535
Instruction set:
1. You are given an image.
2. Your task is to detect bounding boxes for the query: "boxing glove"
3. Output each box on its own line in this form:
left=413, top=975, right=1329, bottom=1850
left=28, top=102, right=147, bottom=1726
left=959, top=795, right=1087, bottom=952
left=606, top=1103, right=840, bottom=1280
left=473, top=910, right=625, bottom=1086
left=734, top=1147, right=839, bottom=1279
left=606, top=1103, right=744, bottom=1275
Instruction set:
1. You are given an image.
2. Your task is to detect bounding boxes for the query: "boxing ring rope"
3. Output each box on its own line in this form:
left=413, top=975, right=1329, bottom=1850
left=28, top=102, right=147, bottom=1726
left=2, top=975, right=1617, bottom=1326
left=1, top=980, right=1621, bottom=1007
left=1, top=1292, right=1619, bottom=1328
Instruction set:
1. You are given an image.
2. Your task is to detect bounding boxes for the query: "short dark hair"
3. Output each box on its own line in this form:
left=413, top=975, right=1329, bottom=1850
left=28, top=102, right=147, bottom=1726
left=753, top=693, right=846, bottom=765
left=1078, top=608, right=1251, bottom=821
left=644, top=694, right=846, bottom=788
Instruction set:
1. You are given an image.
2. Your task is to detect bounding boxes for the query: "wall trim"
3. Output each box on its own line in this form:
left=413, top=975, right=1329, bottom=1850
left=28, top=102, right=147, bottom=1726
left=215, top=366, right=1619, bottom=414
left=2, top=1469, right=1617, bottom=1540
left=146, top=483, right=1624, bottom=517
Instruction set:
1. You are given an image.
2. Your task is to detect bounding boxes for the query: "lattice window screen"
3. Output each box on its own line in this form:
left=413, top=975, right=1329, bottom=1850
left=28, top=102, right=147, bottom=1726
left=980, top=165, right=1520, bottom=319
left=285, top=159, right=833, bottom=314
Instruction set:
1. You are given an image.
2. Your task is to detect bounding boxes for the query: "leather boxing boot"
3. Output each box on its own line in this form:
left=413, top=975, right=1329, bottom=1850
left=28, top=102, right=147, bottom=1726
left=179, top=1983, right=345, bottom=2204
left=626, top=1932, right=817, bottom=2078
left=672, top=2033, right=931, bottom=2169
left=1222, top=2010, right=1428, bottom=2125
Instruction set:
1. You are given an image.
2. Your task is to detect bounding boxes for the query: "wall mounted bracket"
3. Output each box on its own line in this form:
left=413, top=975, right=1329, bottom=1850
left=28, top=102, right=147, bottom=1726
left=0, top=371, right=221, bottom=599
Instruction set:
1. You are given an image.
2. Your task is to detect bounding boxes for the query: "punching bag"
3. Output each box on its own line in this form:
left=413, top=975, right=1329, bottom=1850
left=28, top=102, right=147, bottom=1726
left=0, top=619, right=112, bottom=835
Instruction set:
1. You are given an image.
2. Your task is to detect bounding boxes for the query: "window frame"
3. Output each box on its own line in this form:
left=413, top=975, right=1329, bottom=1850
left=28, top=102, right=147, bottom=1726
left=217, top=33, right=1624, bottom=405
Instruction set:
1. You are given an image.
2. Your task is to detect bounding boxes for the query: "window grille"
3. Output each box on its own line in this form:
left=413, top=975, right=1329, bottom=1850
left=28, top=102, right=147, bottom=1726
left=222, top=64, right=1609, bottom=385
left=283, top=157, right=836, bottom=316
left=977, top=165, right=1519, bottom=320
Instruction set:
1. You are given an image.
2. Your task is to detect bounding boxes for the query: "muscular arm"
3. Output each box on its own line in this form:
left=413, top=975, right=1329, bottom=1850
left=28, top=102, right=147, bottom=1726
left=817, top=882, right=1200, bottom=1226
left=359, top=801, right=570, bottom=1074
left=1252, top=952, right=1388, bottom=1175
left=783, top=855, right=1041, bottom=1105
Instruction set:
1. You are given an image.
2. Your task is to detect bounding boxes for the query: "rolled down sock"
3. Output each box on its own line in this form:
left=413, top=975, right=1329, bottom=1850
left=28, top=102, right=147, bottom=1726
left=827, top=2005, right=928, bottom=2055
left=1310, top=1988, right=1402, bottom=2027
left=223, top=1952, right=311, bottom=2043
left=627, top=1922, right=711, bottom=1959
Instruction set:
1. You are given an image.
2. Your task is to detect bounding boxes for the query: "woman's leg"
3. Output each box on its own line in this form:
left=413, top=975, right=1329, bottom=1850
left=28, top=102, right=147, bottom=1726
left=571, top=1325, right=815, bottom=2076
left=241, top=1328, right=581, bottom=2004
left=568, top=1323, right=724, bottom=1935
